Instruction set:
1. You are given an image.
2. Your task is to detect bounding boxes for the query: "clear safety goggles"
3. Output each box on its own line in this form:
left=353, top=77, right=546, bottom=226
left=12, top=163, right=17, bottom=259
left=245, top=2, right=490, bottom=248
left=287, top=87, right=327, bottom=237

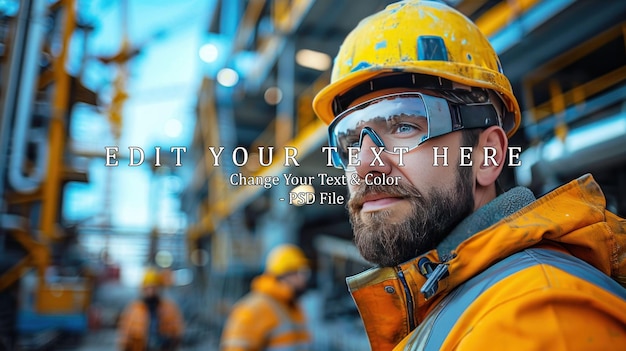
left=328, top=92, right=501, bottom=170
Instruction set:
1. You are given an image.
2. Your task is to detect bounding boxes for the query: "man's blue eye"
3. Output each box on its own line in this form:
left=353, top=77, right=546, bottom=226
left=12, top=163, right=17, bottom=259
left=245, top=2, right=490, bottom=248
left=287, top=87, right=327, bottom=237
left=397, top=124, right=415, bottom=133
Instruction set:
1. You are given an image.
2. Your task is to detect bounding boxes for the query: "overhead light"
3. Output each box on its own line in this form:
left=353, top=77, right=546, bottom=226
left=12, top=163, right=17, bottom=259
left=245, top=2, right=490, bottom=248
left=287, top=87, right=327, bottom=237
left=190, top=249, right=209, bottom=266
left=217, top=68, right=239, bottom=87
left=296, top=49, right=331, bottom=71
left=199, top=43, right=219, bottom=63
left=264, top=87, right=283, bottom=105
left=155, top=250, right=173, bottom=268
left=289, top=184, right=315, bottom=206
left=199, top=34, right=232, bottom=79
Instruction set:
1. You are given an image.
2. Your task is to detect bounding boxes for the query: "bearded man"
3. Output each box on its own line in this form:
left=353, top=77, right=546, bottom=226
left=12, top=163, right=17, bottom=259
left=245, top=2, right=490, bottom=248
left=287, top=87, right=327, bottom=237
left=312, top=1, right=626, bottom=350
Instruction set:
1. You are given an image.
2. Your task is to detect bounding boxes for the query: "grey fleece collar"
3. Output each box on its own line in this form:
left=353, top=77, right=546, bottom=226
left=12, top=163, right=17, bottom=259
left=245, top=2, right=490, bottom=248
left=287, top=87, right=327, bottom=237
left=436, top=186, right=536, bottom=257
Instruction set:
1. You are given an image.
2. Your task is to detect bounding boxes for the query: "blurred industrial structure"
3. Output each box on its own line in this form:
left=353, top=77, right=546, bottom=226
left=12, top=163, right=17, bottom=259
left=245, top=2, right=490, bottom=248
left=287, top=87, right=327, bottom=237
left=1, top=0, right=625, bottom=350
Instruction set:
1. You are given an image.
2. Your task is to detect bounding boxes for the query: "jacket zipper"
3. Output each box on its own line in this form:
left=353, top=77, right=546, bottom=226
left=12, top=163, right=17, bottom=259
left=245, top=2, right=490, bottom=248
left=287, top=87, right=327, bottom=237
left=418, top=257, right=450, bottom=299
left=396, top=269, right=416, bottom=331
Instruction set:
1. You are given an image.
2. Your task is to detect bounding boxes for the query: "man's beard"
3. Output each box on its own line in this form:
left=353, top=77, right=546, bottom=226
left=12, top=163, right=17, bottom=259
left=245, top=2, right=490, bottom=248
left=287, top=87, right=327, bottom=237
left=348, top=166, right=474, bottom=267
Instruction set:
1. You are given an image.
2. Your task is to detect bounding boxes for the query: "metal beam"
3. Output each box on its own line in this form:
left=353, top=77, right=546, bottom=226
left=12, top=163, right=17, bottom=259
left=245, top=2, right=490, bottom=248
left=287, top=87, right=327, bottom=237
left=41, top=0, right=75, bottom=240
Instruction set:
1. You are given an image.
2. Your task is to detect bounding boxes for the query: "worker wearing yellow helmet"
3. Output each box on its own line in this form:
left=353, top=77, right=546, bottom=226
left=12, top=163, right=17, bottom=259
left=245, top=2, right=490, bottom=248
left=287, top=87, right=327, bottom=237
left=118, top=267, right=185, bottom=351
left=220, top=244, right=311, bottom=351
left=312, top=0, right=626, bottom=350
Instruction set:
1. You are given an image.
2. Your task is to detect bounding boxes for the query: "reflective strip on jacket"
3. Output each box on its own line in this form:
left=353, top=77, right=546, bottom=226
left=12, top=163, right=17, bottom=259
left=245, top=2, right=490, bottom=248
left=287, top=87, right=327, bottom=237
left=117, top=298, right=184, bottom=351
left=220, top=274, right=310, bottom=351
left=347, top=174, right=626, bottom=350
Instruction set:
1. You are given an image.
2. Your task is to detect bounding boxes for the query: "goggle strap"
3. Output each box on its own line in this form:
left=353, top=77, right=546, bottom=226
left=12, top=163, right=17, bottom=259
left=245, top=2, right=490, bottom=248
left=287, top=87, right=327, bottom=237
left=455, top=104, right=500, bottom=130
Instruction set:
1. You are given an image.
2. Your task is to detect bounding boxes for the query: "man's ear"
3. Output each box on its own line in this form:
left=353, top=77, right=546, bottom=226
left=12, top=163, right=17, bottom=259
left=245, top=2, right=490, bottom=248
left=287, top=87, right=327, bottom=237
left=475, top=126, right=508, bottom=187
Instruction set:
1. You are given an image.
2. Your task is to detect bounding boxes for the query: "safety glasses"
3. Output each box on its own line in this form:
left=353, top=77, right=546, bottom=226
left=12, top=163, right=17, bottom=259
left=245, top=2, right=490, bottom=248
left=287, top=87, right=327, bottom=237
left=327, top=92, right=500, bottom=170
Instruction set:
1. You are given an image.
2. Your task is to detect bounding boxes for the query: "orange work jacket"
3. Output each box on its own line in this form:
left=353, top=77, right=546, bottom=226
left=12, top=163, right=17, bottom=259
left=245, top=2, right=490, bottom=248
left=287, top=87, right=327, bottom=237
left=220, top=274, right=310, bottom=351
left=347, top=174, right=626, bottom=350
left=117, top=297, right=184, bottom=351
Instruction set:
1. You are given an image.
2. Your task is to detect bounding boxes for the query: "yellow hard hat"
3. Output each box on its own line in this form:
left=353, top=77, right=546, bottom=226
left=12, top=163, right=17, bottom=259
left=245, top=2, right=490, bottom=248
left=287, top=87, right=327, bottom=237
left=312, top=0, right=521, bottom=137
left=142, top=268, right=162, bottom=288
left=265, top=244, right=309, bottom=276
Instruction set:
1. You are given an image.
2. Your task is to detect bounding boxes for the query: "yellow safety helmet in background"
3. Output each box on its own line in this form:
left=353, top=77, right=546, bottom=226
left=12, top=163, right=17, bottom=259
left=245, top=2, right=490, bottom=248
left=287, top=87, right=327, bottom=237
left=265, top=244, right=309, bottom=276
left=142, top=268, right=162, bottom=288
left=312, top=0, right=521, bottom=137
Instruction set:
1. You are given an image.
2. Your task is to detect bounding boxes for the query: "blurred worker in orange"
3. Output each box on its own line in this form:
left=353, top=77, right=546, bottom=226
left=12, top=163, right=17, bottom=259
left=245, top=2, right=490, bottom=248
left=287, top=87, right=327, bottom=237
left=312, top=0, right=626, bottom=350
left=220, top=244, right=311, bottom=351
left=118, top=267, right=184, bottom=351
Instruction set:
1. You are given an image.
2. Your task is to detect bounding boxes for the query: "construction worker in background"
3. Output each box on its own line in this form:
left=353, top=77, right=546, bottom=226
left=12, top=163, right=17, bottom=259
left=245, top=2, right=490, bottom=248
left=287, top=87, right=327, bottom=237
left=220, top=244, right=311, bottom=351
left=312, top=0, right=626, bottom=350
left=118, top=268, right=184, bottom=351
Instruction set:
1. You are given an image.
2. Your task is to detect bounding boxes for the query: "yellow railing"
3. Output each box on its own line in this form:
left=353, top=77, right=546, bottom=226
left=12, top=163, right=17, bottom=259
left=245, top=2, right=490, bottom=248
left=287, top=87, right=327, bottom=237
left=523, top=23, right=626, bottom=123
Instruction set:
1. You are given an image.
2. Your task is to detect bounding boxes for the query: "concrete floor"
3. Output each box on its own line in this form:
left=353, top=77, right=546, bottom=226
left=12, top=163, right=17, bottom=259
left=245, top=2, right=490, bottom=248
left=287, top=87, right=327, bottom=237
left=72, top=328, right=118, bottom=351
left=14, top=279, right=221, bottom=351
left=72, top=327, right=220, bottom=351
left=15, top=282, right=369, bottom=351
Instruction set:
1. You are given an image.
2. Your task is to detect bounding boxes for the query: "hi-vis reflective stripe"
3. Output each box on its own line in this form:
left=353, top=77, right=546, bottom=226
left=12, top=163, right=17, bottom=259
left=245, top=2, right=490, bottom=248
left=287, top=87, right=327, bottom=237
left=405, top=248, right=626, bottom=350
left=255, top=294, right=309, bottom=351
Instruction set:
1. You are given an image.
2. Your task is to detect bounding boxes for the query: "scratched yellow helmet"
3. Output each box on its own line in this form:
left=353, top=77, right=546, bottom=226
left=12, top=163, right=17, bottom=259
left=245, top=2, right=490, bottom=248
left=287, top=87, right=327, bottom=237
left=265, top=244, right=309, bottom=276
left=312, top=0, right=521, bottom=137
